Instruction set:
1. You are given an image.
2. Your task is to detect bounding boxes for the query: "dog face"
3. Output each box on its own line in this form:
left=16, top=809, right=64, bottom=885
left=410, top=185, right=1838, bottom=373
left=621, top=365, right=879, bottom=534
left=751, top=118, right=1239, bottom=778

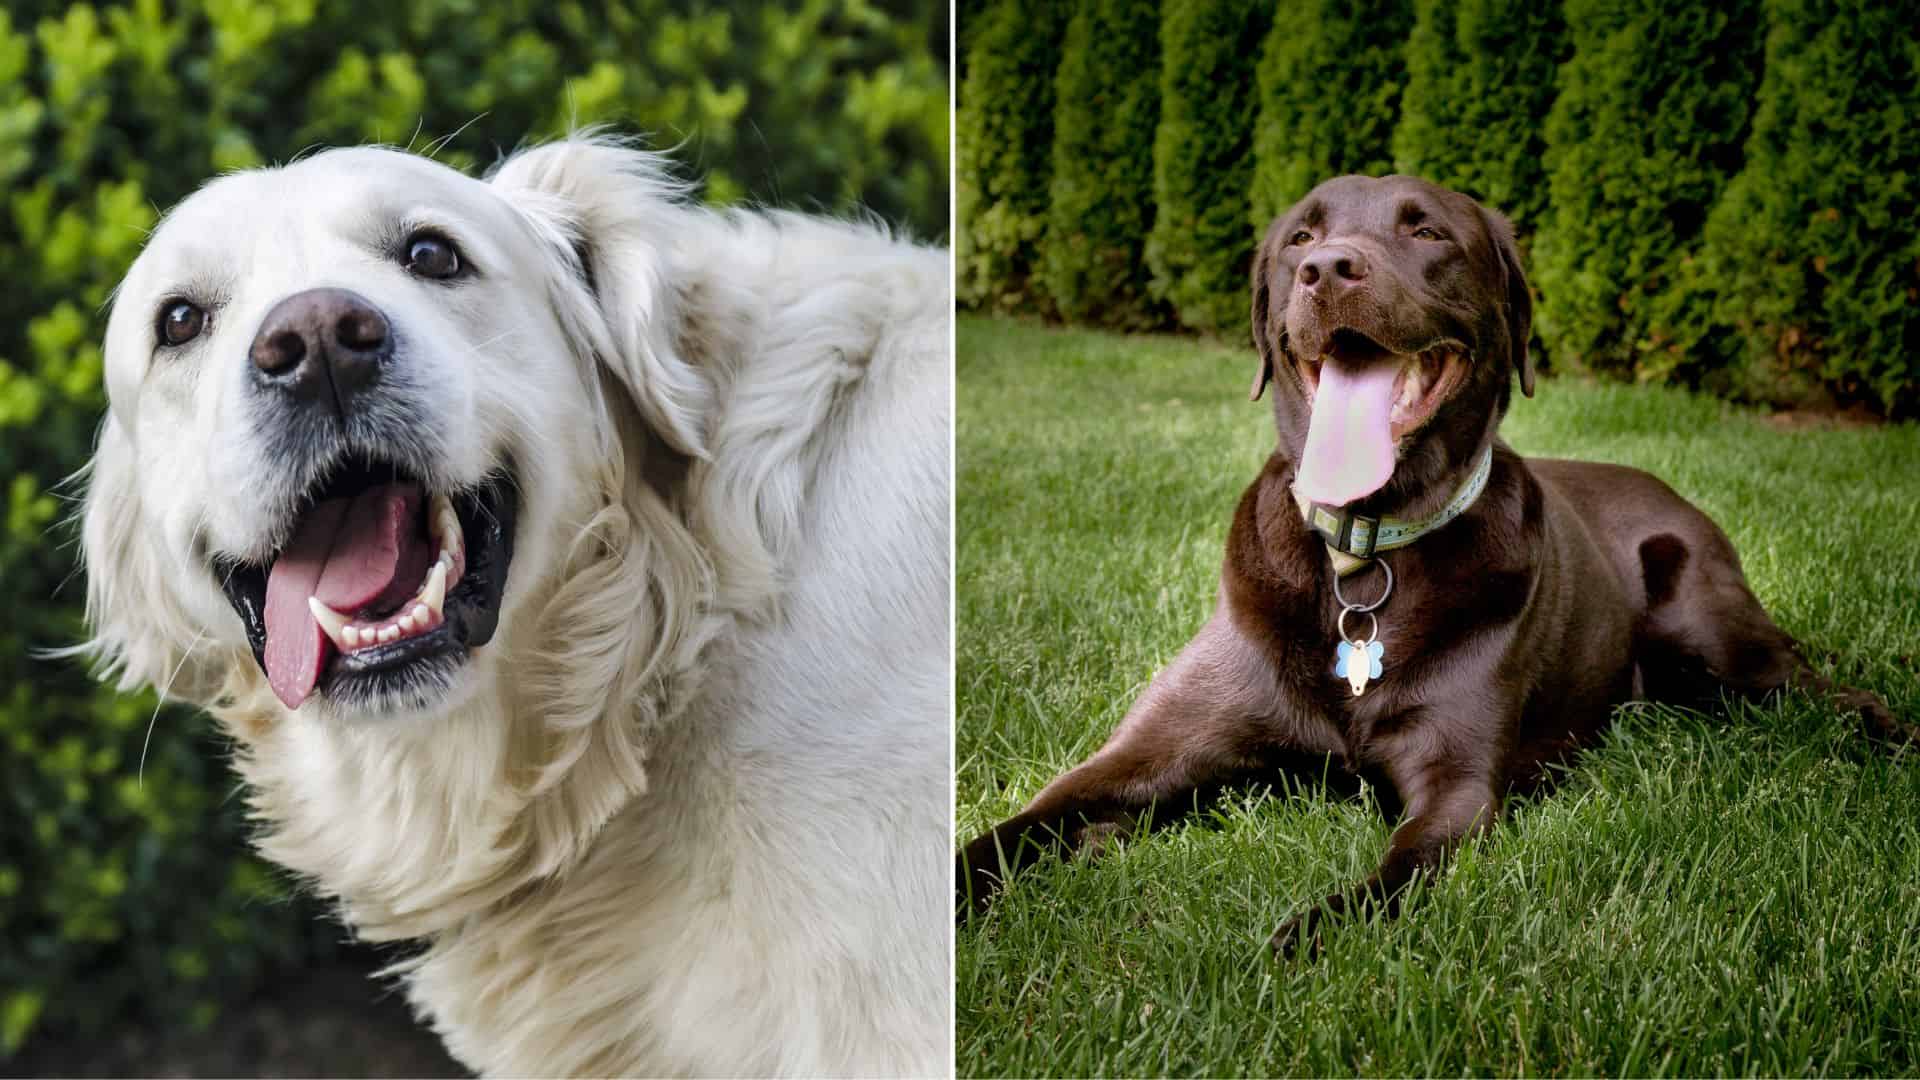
left=1250, top=175, right=1532, bottom=510
left=84, top=143, right=706, bottom=721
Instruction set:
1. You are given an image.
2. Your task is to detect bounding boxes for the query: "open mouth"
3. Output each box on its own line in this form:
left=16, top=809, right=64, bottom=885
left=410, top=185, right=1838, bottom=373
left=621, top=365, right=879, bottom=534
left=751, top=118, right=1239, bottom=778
left=215, top=454, right=518, bottom=711
left=1295, top=328, right=1470, bottom=439
left=1290, top=327, right=1473, bottom=507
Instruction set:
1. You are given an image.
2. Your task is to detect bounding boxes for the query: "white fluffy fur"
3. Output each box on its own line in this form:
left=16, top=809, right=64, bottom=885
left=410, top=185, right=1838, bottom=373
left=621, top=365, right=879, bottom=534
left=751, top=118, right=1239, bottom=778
left=80, top=137, right=952, bottom=1076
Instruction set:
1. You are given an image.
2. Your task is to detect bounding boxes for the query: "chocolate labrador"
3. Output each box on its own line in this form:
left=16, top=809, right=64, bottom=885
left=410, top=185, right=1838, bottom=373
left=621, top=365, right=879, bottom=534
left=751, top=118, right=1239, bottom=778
left=958, top=175, right=1912, bottom=955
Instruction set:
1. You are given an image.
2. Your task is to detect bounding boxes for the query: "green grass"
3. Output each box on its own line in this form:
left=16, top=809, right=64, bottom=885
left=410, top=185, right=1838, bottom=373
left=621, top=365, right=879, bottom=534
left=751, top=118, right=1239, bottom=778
left=955, top=315, right=1920, bottom=1077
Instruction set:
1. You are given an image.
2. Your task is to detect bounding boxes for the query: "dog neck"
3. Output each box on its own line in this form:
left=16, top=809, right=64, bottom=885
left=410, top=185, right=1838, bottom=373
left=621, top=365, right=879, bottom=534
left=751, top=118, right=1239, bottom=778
left=1290, top=442, right=1496, bottom=576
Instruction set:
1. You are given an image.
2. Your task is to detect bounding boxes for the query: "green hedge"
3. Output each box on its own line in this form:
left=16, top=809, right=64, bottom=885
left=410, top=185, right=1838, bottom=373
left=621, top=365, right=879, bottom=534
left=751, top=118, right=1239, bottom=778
left=1656, top=0, right=1920, bottom=413
left=1039, top=0, right=1162, bottom=329
left=0, top=0, right=945, bottom=1058
left=956, top=0, right=1068, bottom=315
left=1390, top=0, right=1565, bottom=235
left=1529, top=0, right=1762, bottom=381
left=1248, top=0, right=1412, bottom=227
left=1145, top=0, right=1269, bottom=337
left=959, top=0, right=1920, bottom=414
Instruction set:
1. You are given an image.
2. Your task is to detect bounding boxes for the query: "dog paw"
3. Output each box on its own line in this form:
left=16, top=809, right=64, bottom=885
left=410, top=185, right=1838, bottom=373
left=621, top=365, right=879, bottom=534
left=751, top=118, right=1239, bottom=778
left=1073, top=820, right=1130, bottom=860
left=955, top=847, right=1004, bottom=923
left=1268, top=910, right=1322, bottom=960
left=1841, top=688, right=1920, bottom=748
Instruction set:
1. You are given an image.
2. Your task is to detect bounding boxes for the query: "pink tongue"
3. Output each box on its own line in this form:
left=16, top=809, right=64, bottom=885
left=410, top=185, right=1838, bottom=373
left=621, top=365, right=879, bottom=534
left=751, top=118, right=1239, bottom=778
left=1294, top=357, right=1403, bottom=507
left=262, top=484, right=427, bottom=709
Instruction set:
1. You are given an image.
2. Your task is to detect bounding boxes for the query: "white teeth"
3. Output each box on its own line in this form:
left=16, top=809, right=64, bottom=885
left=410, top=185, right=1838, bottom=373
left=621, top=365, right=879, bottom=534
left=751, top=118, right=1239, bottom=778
left=308, top=596, right=352, bottom=648
left=421, top=560, right=448, bottom=616
left=305, top=500, right=460, bottom=656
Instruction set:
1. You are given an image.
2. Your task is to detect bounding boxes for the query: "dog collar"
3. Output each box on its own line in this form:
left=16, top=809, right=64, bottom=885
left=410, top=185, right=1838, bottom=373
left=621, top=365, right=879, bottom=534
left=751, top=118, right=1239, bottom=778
left=1293, top=445, right=1493, bottom=576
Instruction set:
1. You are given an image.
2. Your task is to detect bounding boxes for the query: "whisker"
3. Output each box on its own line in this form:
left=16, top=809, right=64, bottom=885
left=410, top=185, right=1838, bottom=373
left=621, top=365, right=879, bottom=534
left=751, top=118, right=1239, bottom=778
left=140, top=627, right=206, bottom=788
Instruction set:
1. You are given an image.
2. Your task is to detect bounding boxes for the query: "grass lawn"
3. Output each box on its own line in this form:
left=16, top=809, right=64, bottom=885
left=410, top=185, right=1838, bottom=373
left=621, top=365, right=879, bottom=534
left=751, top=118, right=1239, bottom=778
left=955, top=314, right=1920, bottom=1077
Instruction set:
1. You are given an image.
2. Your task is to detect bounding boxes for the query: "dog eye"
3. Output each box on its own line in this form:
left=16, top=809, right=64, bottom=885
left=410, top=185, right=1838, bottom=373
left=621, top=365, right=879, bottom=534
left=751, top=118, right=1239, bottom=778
left=1412, top=226, right=1445, bottom=241
left=158, top=300, right=207, bottom=347
left=404, top=233, right=464, bottom=279
left=1288, top=230, right=1314, bottom=246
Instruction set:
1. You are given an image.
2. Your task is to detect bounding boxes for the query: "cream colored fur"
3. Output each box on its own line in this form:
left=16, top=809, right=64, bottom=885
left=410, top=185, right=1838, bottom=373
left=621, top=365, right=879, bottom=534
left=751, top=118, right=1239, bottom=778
left=80, top=137, right=952, bottom=1076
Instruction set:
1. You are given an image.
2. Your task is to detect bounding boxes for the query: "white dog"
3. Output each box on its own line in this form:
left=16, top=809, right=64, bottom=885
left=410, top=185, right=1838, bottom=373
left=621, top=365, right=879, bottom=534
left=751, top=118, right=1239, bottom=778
left=79, top=136, right=951, bottom=1076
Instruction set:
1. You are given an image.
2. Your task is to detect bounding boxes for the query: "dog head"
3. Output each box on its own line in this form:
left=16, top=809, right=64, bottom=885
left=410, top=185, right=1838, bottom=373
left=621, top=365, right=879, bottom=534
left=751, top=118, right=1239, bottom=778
left=82, top=138, right=711, bottom=726
left=1249, top=175, right=1532, bottom=511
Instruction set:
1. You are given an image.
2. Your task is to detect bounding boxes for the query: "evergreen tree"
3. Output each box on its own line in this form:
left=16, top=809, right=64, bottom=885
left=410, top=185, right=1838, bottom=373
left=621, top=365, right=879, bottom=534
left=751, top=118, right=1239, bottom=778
left=1040, top=0, right=1164, bottom=329
left=1657, top=0, right=1920, bottom=413
left=1531, top=0, right=1762, bottom=377
left=1390, top=0, right=1566, bottom=234
left=1146, top=0, right=1270, bottom=336
left=1248, top=0, right=1414, bottom=226
left=956, top=0, right=1068, bottom=313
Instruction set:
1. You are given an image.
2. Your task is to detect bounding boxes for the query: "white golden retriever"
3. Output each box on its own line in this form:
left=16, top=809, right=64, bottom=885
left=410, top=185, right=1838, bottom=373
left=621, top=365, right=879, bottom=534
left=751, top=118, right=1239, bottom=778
left=79, top=136, right=951, bottom=1076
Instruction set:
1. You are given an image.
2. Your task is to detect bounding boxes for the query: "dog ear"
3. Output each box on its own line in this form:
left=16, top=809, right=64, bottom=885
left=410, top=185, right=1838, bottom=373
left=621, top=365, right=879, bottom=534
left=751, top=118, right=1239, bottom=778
left=75, top=419, right=219, bottom=699
left=489, top=136, right=712, bottom=458
left=1248, top=218, right=1291, bottom=402
left=1481, top=207, right=1535, bottom=398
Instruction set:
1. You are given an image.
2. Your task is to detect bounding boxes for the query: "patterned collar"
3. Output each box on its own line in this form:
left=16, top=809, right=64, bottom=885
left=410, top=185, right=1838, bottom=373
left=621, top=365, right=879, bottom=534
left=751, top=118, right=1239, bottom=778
left=1292, top=445, right=1494, bottom=576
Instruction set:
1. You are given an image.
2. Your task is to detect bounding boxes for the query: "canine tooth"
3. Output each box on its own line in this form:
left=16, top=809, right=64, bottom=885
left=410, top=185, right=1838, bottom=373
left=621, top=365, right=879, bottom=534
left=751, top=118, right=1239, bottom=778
left=437, top=505, right=463, bottom=546
left=421, top=560, right=448, bottom=616
left=378, top=625, right=401, bottom=644
left=308, top=596, right=352, bottom=648
left=412, top=603, right=431, bottom=624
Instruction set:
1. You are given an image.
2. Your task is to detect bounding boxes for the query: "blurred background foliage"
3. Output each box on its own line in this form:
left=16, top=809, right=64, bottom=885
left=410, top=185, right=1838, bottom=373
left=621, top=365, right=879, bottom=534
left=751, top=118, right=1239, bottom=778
left=0, top=0, right=946, bottom=1061
left=958, top=0, right=1920, bottom=416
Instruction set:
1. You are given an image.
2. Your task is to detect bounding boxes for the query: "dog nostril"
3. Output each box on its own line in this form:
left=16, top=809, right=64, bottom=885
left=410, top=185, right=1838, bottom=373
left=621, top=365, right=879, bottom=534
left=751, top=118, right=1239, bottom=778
left=253, top=330, right=307, bottom=375
left=336, top=308, right=388, bottom=352
left=1335, top=256, right=1366, bottom=281
left=1298, top=262, right=1321, bottom=287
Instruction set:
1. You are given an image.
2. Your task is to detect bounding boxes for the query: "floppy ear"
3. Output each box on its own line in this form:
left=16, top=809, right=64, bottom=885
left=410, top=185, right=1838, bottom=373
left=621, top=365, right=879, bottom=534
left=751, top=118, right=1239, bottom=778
left=488, top=137, right=712, bottom=457
left=1248, top=218, right=1292, bottom=402
left=1482, top=208, right=1535, bottom=398
left=77, top=418, right=219, bottom=699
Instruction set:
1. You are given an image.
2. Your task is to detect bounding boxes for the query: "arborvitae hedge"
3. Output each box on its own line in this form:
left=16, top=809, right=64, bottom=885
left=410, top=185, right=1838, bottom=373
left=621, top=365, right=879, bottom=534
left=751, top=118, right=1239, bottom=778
left=1248, top=0, right=1413, bottom=226
left=956, top=0, right=1068, bottom=314
left=1040, top=0, right=1163, bottom=329
left=1146, top=0, right=1270, bottom=336
left=1658, top=0, right=1920, bottom=414
left=957, top=0, right=1920, bottom=412
left=1531, top=0, right=1762, bottom=379
left=1390, top=0, right=1566, bottom=235
left=0, top=0, right=945, bottom=1059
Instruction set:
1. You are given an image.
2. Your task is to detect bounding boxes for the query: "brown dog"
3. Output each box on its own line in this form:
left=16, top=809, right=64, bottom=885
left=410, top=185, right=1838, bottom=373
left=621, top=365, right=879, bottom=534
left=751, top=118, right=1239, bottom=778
left=958, top=175, right=1911, bottom=954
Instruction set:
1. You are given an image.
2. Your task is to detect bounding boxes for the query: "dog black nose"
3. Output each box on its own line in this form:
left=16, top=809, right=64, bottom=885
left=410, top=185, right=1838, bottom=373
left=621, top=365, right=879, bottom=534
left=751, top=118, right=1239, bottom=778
left=1297, top=246, right=1369, bottom=292
left=249, top=288, right=391, bottom=415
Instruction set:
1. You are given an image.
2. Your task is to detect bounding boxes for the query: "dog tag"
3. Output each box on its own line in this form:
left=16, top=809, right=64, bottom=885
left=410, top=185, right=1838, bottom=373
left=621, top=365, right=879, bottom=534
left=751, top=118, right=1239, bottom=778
left=1334, top=638, right=1384, bottom=696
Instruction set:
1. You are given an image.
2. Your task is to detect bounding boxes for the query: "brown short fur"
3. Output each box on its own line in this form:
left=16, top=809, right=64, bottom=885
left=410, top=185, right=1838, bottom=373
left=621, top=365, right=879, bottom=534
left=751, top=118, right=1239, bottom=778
left=959, top=176, right=1911, bottom=954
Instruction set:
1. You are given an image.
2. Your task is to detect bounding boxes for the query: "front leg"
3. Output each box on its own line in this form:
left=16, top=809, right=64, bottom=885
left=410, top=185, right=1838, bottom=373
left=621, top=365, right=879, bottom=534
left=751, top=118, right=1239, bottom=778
left=1271, top=765, right=1496, bottom=957
left=960, top=613, right=1324, bottom=918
